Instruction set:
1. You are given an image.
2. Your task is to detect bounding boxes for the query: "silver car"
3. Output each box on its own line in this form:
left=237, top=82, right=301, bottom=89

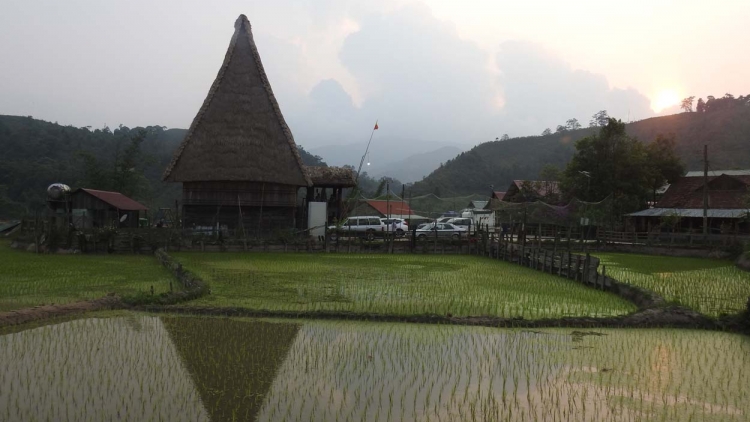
left=415, top=222, right=468, bottom=239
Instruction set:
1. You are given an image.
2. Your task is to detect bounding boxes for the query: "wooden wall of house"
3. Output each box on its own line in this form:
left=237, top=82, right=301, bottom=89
left=183, top=205, right=299, bottom=236
left=68, top=191, right=140, bottom=228
left=183, top=182, right=299, bottom=207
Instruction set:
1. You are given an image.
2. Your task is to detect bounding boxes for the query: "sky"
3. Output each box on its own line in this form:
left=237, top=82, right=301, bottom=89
left=1, top=0, right=748, bottom=151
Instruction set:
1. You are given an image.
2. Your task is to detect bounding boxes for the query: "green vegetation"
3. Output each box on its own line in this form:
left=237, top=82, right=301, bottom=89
left=412, top=101, right=750, bottom=197
left=173, top=252, right=636, bottom=318
left=0, top=115, right=325, bottom=217
left=3, top=315, right=749, bottom=421
left=595, top=253, right=750, bottom=316
left=0, top=241, right=173, bottom=311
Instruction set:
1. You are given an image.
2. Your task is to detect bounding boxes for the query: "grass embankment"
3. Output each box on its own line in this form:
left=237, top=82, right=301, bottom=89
left=0, top=241, right=173, bottom=312
left=595, top=253, right=750, bottom=317
left=173, top=253, right=636, bottom=319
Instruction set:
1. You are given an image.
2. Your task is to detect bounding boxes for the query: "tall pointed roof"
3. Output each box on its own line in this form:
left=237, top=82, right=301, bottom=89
left=163, top=14, right=311, bottom=186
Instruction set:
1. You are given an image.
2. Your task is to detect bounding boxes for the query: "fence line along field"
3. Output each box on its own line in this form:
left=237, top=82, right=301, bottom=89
left=3, top=315, right=749, bottom=422
left=173, top=253, right=636, bottom=319
left=595, top=253, right=750, bottom=316
left=0, top=241, right=173, bottom=312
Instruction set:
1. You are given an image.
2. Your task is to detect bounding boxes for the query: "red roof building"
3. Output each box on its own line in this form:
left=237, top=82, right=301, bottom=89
left=69, top=188, right=148, bottom=228
left=349, top=199, right=419, bottom=220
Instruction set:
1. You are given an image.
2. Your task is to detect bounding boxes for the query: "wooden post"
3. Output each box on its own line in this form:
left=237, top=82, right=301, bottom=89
left=601, top=265, right=607, bottom=290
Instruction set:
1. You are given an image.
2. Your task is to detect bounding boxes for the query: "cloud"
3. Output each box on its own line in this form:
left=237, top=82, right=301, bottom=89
left=495, top=40, right=653, bottom=133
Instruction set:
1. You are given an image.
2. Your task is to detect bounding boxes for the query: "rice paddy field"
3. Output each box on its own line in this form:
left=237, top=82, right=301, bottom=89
left=2, top=314, right=749, bottom=422
left=173, top=253, right=637, bottom=319
left=595, top=253, right=750, bottom=316
left=0, top=241, right=173, bottom=311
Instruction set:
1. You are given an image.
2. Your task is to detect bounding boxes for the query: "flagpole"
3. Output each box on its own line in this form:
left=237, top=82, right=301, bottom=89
left=355, top=120, right=378, bottom=185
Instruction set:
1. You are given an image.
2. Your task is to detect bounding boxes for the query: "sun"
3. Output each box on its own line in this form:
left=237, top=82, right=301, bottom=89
left=652, top=89, right=681, bottom=112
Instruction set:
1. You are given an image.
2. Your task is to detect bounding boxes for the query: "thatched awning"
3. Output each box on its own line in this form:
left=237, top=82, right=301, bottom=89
left=163, top=14, right=311, bottom=187
left=306, top=166, right=356, bottom=188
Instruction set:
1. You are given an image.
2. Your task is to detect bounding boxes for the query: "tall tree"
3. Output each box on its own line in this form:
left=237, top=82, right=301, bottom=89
left=645, top=134, right=685, bottom=203
left=696, top=97, right=706, bottom=113
left=561, top=118, right=674, bottom=216
left=555, top=125, right=567, bottom=133
left=589, top=110, right=609, bottom=127
left=680, top=96, right=695, bottom=112
left=500, top=134, right=510, bottom=141
left=541, top=128, right=552, bottom=136
left=565, top=118, right=582, bottom=130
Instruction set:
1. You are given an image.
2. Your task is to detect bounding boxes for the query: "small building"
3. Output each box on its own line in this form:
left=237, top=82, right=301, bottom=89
left=491, top=191, right=506, bottom=201
left=350, top=200, right=423, bottom=221
left=68, top=188, right=148, bottom=229
left=502, top=180, right=560, bottom=203
left=627, top=171, right=750, bottom=234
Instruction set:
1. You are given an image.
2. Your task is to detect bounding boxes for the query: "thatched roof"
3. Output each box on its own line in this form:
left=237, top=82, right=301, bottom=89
left=306, top=166, right=356, bottom=187
left=163, top=14, right=311, bottom=186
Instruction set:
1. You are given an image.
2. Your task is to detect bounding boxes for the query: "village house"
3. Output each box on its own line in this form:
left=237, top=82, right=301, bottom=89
left=163, top=15, right=353, bottom=237
left=67, top=188, right=148, bottom=229
left=627, top=170, right=750, bottom=234
left=502, top=180, right=561, bottom=204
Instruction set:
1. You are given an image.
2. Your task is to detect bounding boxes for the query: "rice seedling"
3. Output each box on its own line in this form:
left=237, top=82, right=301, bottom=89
left=0, top=241, right=173, bottom=311
left=595, top=253, right=750, bottom=316
left=173, top=252, right=636, bottom=318
left=2, top=315, right=748, bottom=422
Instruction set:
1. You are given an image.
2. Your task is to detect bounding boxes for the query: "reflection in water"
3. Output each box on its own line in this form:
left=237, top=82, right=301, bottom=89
left=256, top=323, right=750, bottom=422
left=162, top=316, right=300, bottom=422
left=0, top=316, right=209, bottom=422
left=1, top=317, right=749, bottom=421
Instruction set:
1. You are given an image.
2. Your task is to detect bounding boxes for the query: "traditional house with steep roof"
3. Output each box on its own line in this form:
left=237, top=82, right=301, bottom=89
left=502, top=180, right=561, bottom=204
left=627, top=171, right=750, bottom=234
left=163, top=15, right=353, bottom=236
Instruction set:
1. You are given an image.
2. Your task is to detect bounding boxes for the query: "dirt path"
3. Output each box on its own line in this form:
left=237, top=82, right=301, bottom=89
left=0, top=295, right=124, bottom=327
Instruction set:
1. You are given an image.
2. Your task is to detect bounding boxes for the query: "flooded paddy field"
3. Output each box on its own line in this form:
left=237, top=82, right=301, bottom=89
left=596, top=253, right=750, bottom=316
left=1, top=314, right=748, bottom=422
left=173, top=253, right=636, bottom=319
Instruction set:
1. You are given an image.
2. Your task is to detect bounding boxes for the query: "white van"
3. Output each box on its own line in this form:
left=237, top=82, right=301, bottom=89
left=329, top=216, right=385, bottom=240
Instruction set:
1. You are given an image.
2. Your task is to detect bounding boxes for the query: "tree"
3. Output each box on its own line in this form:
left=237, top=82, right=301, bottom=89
left=500, top=134, right=510, bottom=141
left=696, top=97, right=706, bottom=113
left=541, top=128, right=552, bottom=136
left=561, top=118, right=678, bottom=216
left=589, top=110, right=609, bottom=127
left=555, top=125, right=567, bottom=133
left=539, top=164, right=561, bottom=181
left=645, top=134, right=685, bottom=204
left=680, top=96, right=695, bottom=112
left=565, top=118, right=582, bottom=130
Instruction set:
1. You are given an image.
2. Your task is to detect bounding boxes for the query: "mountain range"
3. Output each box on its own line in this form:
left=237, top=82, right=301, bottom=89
left=410, top=104, right=750, bottom=196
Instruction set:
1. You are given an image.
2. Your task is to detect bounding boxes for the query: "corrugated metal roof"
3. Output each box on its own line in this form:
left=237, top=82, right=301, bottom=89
left=685, top=170, right=750, bottom=177
left=467, top=200, right=488, bottom=209
left=365, top=200, right=414, bottom=217
left=627, top=208, right=748, bottom=218
left=79, top=189, right=148, bottom=211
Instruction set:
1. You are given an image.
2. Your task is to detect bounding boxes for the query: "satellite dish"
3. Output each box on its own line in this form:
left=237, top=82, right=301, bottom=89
left=119, top=214, right=128, bottom=223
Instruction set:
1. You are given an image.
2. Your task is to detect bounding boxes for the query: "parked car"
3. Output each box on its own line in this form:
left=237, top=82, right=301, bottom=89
left=328, top=216, right=385, bottom=240
left=417, top=217, right=452, bottom=230
left=446, top=217, right=475, bottom=233
left=415, top=222, right=468, bottom=239
left=381, top=218, right=408, bottom=237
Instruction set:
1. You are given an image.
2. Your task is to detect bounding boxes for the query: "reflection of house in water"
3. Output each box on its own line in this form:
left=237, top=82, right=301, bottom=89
left=67, top=188, right=147, bottom=228
left=163, top=14, right=353, bottom=237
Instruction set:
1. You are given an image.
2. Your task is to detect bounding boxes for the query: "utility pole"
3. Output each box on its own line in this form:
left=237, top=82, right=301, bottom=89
left=703, top=145, right=708, bottom=237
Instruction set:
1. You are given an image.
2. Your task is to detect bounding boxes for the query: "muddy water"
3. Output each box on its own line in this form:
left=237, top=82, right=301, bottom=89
left=1, top=316, right=749, bottom=421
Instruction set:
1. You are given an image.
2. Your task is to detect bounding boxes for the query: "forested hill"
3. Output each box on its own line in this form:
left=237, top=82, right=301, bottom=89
left=412, top=102, right=750, bottom=196
left=0, top=115, right=325, bottom=217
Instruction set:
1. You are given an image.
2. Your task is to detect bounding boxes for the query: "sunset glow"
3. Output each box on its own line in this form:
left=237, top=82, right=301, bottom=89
left=652, top=89, right=681, bottom=112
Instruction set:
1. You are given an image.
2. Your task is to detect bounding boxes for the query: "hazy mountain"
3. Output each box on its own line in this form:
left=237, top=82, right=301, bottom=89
left=370, top=146, right=463, bottom=183
left=411, top=101, right=750, bottom=197
left=309, top=137, right=463, bottom=171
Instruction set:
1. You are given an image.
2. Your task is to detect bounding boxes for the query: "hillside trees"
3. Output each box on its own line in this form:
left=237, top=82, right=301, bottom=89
left=561, top=118, right=684, bottom=216
left=680, top=96, right=695, bottom=112
left=589, top=110, right=609, bottom=127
